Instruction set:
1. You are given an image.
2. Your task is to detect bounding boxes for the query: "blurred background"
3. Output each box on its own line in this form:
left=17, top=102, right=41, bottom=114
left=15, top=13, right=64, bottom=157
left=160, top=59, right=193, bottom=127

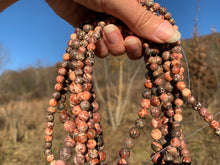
left=0, top=0, right=220, bottom=164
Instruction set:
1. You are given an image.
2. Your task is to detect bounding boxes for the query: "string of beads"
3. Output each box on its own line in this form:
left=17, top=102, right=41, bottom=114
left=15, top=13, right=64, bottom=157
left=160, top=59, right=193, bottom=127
left=44, top=0, right=220, bottom=164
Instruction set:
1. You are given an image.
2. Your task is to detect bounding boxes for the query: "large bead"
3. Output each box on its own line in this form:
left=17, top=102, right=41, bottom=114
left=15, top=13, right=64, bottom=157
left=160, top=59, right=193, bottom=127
left=64, top=135, right=75, bottom=148
left=151, top=129, right=162, bottom=140
left=138, top=108, right=149, bottom=119
left=151, top=141, right=163, bottom=152
left=75, top=133, right=88, bottom=143
left=74, top=153, right=85, bottom=165
left=64, top=120, right=75, bottom=133
left=75, top=142, right=87, bottom=154
left=98, top=150, right=106, bottom=161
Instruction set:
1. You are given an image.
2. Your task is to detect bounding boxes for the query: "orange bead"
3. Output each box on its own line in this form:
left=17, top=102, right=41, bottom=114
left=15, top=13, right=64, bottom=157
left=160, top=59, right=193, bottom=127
left=164, top=72, right=173, bottom=82
left=151, top=129, right=162, bottom=140
left=138, top=108, right=149, bottom=119
left=47, top=154, right=54, bottom=162
left=176, top=81, right=185, bottom=90
left=63, top=53, right=70, bottom=61
left=87, top=43, right=96, bottom=51
left=64, top=120, right=75, bottom=133
left=141, top=99, right=151, bottom=109
left=45, top=128, right=53, bottom=136
left=87, top=139, right=96, bottom=149
left=181, top=88, right=191, bottom=98
left=69, top=71, right=76, bottom=81
left=49, top=98, right=57, bottom=107
left=144, top=79, right=153, bottom=89
left=174, top=114, right=183, bottom=122
left=45, top=135, right=53, bottom=142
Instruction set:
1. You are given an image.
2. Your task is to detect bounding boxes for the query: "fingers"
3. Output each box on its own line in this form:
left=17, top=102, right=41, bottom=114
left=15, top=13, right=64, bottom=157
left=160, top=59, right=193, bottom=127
left=124, top=36, right=142, bottom=60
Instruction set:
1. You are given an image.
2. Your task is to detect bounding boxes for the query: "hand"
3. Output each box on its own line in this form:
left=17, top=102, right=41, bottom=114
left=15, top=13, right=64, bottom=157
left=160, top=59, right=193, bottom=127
left=46, top=0, right=181, bottom=59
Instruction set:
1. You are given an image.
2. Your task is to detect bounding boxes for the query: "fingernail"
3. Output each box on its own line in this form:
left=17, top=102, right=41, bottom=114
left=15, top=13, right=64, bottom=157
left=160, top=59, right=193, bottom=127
left=124, top=37, right=140, bottom=53
left=103, top=24, right=119, bottom=44
left=155, top=21, right=181, bottom=43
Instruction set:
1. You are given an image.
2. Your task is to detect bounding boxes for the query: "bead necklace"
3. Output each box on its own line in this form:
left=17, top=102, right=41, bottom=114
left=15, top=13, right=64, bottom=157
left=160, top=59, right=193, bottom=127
left=44, top=0, right=220, bottom=164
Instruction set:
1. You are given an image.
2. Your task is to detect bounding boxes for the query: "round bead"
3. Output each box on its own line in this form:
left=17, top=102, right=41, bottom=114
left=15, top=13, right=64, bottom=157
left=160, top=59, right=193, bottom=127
left=174, top=98, right=184, bottom=106
left=75, top=133, right=88, bottom=143
left=87, top=139, right=96, bottom=149
left=64, top=135, right=75, bottom=148
left=129, top=127, right=140, bottom=139
left=151, top=129, right=162, bottom=140
left=145, top=79, right=153, bottom=89
left=93, top=112, right=101, bottom=123
left=150, top=107, right=161, bottom=118
left=74, top=153, right=85, bottom=165
left=182, top=157, right=191, bottom=164
left=64, top=120, right=75, bottom=133
left=141, top=99, right=151, bottom=109
left=151, top=118, right=162, bottom=129
left=210, top=120, right=219, bottom=130
left=119, top=148, right=130, bottom=159
left=47, top=154, right=54, bottom=162
left=87, top=119, right=95, bottom=129
left=176, top=81, right=185, bottom=90
left=49, top=98, right=57, bottom=107
left=187, top=95, right=196, bottom=105
left=75, top=142, right=87, bottom=154
left=181, top=148, right=190, bottom=157
left=150, top=96, right=160, bottom=107
left=138, top=108, right=149, bottom=119
left=125, top=138, right=135, bottom=149
left=98, top=151, right=106, bottom=161
left=163, top=153, right=173, bottom=162
left=135, top=118, right=145, bottom=129
left=78, top=111, right=90, bottom=121
left=142, top=89, right=151, bottom=99
left=60, top=147, right=72, bottom=161
left=45, top=135, right=53, bottom=142
left=117, top=159, right=127, bottom=165
left=171, top=137, right=180, bottom=147
left=45, top=142, right=52, bottom=149
left=167, top=146, right=177, bottom=155
left=45, top=128, right=53, bottom=136
left=181, top=88, right=191, bottom=98
left=174, top=114, right=183, bottom=122
left=77, top=121, right=88, bottom=132
left=215, top=128, right=220, bottom=136
left=199, top=107, right=209, bottom=117
left=59, top=112, right=70, bottom=123
left=80, top=101, right=91, bottom=111
left=88, top=148, right=98, bottom=159
left=151, top=141, right=163, bottom=152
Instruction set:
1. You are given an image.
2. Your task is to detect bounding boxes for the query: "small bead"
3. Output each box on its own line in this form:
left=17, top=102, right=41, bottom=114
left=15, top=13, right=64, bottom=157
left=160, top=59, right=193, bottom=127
left=138, top=108, right=149, bottom=119
left=117, top=159, right=127, bottom=165
left=129, top=127, right=140, bottom=139
left=88, top=148, right=98, bottom=159
left=176, top=81, right=185, bottom=90
left=142, top=89, right=151, bottom=99
left=181, top=88, right=191, bottom=98
left=45, top=128, right=53, bottom=136
left=151, top=129, right=162, bottom=140
left=124, top=138, right=135, bottom=149
left=174, top=113, right=183, bottom=122
left=74, top=153, right=85, bottom=165
left=174, top=98, right=184, bottom=106
left=160, top=93, right=169, bottom=102
left=59, top=112, right=70, bottom=123
left=135, top=118, right=145, bottom=129
left=141, top=99, right=151, bottom=109
left=192, top=101, right=202, bottom=111
left=51, top=91, right=61, bottom=100
left=199, top=107, right=209, bottom=117
left=145, top=79, right=153, bottom=89
left=182, top=156, right=191, bottom=164
left=47, top=106, right=56, bottom=114
left=93, top=112, right=101, bottom=123
left=49, top=98, right=57, bottom=107
left=210, top=120, right=219, bottom=130
left=164, top=72, right=173, bottom=82
left=72, top=105, right=82, bottom=116
left=167, top=146, right=177, bottom=155
left=187, top=95, right=196, bottom=105
left=119, top=148, right=130, bottom=159
left=47, top=154, right=54, bottom=162
left=58, top=68, right=67, bottom=76
left=45, top=142, right=52, bottom=149
left=166, top=108, right=174, bottom=117
left=151, top=141, right=163, bottom=152
left=77, top=121, right=88, bottom=132
left=181, top=148, right=190, bottom=157
left=69, top=71, right=76, bottom=81
left=78, top=111, right=90, bottom=121
left=46, top=114, right=54, bottom=122
left=171, top=137, right=180, bottom=147
left=150, top=107, right=161, bottom=118
left=46, top=122, right=54, bottom=129
left=154, top=77, right=163, bottom=86
left=163, top=153, right=173, bottom=162
left=151, top=118, right=162, bottom=129
left=98, top=150, right=106, bottom=161
left=80, top=101, right=91, bottom=111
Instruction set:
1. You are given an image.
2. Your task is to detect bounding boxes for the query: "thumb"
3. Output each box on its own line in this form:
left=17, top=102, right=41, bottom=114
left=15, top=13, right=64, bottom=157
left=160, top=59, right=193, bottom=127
left=73, top=0, right=181, bottom=43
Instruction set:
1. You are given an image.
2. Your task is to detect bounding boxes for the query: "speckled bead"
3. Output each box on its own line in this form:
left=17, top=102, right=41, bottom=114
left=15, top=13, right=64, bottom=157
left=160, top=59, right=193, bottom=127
left=150, top=96, right=161, bottom=107
left=151, top=118, right=162, bottom=129
left=73, top=153, right=85, bottom=165
left=75, top=133, right=88, bottom=143
left=60, top=147, right=72, bottom=161
left=151, top=129, right=162, bottom=140
left=135, top=118, right=145, bottom=129
left=98, top=150, right=106, bottom=161
left=129, top=127, right=140, bottom=139
left=151, top=141, right=163, bottom=152
left=64, top=135, right=75, bottom=148
left=64, top=120, right=75, bottom=133
left=117, top=159, right=127, bottom=165
left=119, top=148, right=130, bottom=159
left=138, top=108, right=149, bottom=119
left=210, top=120, right=219, bottom=130
left=88, top=148, right=98, bottom=159
left=55, top=160, right=66, bottom=165
left=199, top=107, right=209, bottom=117
left=87, top=139, right=97, bottom=149
left=171, top=137, right=180, bottom=147
left=75, top=142, right=87, bottom=154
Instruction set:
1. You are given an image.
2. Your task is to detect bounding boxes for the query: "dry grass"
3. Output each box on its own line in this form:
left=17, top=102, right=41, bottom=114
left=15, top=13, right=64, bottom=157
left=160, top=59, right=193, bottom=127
left=0, top=94, right=219, bottom=165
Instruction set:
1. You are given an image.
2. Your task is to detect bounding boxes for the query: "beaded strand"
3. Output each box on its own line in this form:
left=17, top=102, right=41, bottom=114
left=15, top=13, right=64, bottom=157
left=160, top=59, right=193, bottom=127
left=44, top=0, right=220, bottom=164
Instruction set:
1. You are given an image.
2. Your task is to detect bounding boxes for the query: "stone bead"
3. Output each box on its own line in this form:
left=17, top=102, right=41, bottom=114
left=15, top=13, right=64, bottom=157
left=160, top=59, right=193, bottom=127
left=63, top=53, right=70, bottom=61
left=87, top=139, right=96, bottom=149
left=142, top=89, right=151, bottom=99
left=167, top=146, right=177, bottom=155
left=163, top=153, right=173, bottom=162
left=46, top=122, right=54, bottom=129
left=163, top=61, right=171, bottom=71
left=119, top=148, right=130, bottom=159
left=150, top=96, right=160, bottom=107
left=174, top=98, right=184, bottom=106
left=165, top=12, right=172, bottom=19
left=166, top=108, right=174, bottom=117
left=154, top=77, right=163, bottom=86
left=45, top=128, right=53, bottom=136
left=171, top=129, right=181, bottom=138
left=59, top=112, right=70, bottom=123
left=141, top=99, right=151, bottom=109
left=84, top=58, right=94, bottom=66
left=151, top=152, right=161, bottom=164
left=71, top=61, right=84, bottom=69
left=181, top=148, right=190, bottom=157
left=55, top=160, right=66, bottom=165
left=167, top=93, right=174, bottom=102
left=49, top=98, right=57, bottom=107
left=74, top=153, right=85, bottom=165
left=151, top=141, right=163, bottom=152
left=150, top=63, right=158, bottom=71
left=75, top=142, right=87, bottom=154
left=57, top=103, right=67, bottom=113
left=173, top=74, right=182, bottom=82
left=93, top=112, right=101, bottom=123
left=124, top=138, right=135, bottom=149
left=144, top=79, right=153, bottom=89
left=210, top=120, right=219, bottom=130
left=157, top=86, right=165, bottom=95
left=192, top=101, right=202, bottom=111
left=161, top=125, right=168, bottom=136
left=88, top=148, right=98, bottom=159
left=172, top=66, right=180, bottom=74
left=135, top=118, right=145, bottom=129
left=64, top=135, right=75, bottom=148
left=89, top=158, right=99, bottom=165
left=87, top=119, right=95, bottom=129
left=161, top=116, right=169, bottom=125
left=165, top=82, right=173, bottom=93
left=181, top=88, right=191, bottom=98
left=117, top=159, right=127, bottom=165
left=151, top=129, right=162, bottom=140
left=78, top=111, right=89, bottom=121
left=174, top=114, right=183, bottom=122
left=69, top=71, right=76, bottom=81
left=64, top=120, right=75, bottom=133
left=45, top=135, right=53, bottom=142
left=58, top=68, right=67, bottom=76
left=160, top=93, right=169, bottom=102
left=69, top=82, right=83, bottom=93
left=75, top=132, right=87, bottom=143
left=171, top=137, right=180, bottom=147
left=56, top=75, right=65, bottom=83
left=199, top=107, right=209, bottom=117
left=77, top=121, right=88, bottom=132
left=45, top=142, right=52, bottom=149
left=176, top=81, right=185, bottom=90
left=45, top=149, right=52, bottom=156
left=72, top=105, right=82, bottom=116
left=174, top=106, right=183, bottom=114
left=182, top=156, right=191, bottom=164
left=151, top=118, right=162, bottom=129
left=51, top=91, right=61, bottom=100
left=187, top=95, right=196, bottom=105
left=94, top=123, right=102, bottom=135
left=98, top=151, right=106, bottom=161
left=129, top=127, right=140, bottom=139
left=60, top=147, right=72, bottom=161
left=138, top=108, right=149, bottom=119
left=80, top=101, right=91, bottom=111
left=162, top=101, right=172, bottom=110
left=47, top=154, right=54, bottom=162
left=150, top=107, right=161, bottom=118
left=47, top=106, right=56, bottom=115
left=86, top=128, right=96, bottom=139
left=91, top=102, right=99, bottom=112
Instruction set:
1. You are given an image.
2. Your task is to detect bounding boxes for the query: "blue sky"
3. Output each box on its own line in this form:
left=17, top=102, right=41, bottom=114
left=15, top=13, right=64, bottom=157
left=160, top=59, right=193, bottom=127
left=0, top=0, right=220, bottom=73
